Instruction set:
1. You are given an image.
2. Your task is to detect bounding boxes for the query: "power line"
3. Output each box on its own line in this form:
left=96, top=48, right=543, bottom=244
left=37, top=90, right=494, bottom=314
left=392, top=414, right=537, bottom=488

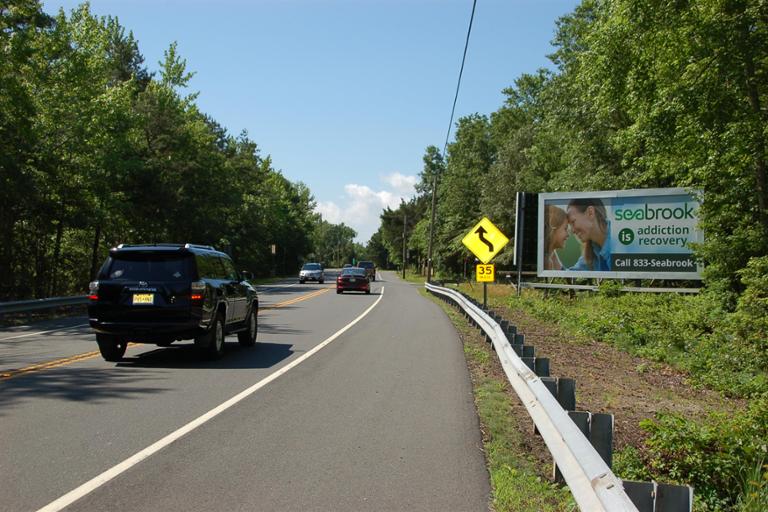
left=442, top=0, right=478, bottom=158
left=428, top=0, right=477, bottom=282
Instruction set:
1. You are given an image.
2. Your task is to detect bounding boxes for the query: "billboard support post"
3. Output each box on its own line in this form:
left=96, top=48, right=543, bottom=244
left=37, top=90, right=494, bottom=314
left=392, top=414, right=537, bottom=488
left=516, top=192, right=525, bottom=297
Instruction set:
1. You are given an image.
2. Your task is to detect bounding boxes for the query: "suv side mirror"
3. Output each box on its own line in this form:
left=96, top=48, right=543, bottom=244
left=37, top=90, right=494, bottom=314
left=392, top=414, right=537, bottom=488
left=241, top=270, right=253, bottom=281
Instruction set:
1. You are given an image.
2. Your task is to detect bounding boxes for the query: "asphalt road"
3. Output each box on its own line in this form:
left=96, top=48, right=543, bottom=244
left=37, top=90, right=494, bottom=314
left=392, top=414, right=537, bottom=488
left=0, top=271, right=490, bottom=511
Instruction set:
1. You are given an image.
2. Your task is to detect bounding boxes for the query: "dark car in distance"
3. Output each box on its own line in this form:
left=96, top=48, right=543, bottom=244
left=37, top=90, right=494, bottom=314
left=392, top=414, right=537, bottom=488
left=336, top=267, right=370, bottom=294
left=88, top=243, right=258, bottom=362
left=357, top=260, right=376, bottom=281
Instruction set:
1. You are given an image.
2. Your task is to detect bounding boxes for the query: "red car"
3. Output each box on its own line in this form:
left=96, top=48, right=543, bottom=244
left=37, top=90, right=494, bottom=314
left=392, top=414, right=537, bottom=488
left=336, top=267, right=370, bottom=294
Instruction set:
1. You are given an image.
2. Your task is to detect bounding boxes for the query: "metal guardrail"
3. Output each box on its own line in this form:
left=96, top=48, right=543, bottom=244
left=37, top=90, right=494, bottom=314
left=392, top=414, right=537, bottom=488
left=0, top=296, right=88, bottom=314
left=426, top=281, right=639, bottom=512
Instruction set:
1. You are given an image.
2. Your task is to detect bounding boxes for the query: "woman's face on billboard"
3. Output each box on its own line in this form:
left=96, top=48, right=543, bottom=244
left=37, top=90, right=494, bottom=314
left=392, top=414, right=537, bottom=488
left=566, top=206, right=595, bottom=241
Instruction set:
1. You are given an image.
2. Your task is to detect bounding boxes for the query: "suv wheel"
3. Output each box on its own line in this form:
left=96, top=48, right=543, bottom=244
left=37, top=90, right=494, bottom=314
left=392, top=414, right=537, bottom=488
left=197, top=314, right=225, bottom=359
left=238, top=308, right=258, bottom=347
left=96, top=334, right=127, bottom=362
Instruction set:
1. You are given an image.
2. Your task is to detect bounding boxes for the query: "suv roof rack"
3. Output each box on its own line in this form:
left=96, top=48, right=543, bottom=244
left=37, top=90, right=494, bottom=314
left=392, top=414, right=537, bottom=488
left=115, top=243, right=184, bottom=249
left=113, top=243, right=216, bottom=251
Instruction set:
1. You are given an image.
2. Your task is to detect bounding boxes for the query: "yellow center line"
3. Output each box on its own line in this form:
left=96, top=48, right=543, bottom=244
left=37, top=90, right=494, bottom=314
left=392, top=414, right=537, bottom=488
left=1, top=288, right=332, bottom=381
left=261, top=287, right=330, bottom=310
left=0, top=343, right=141, bottom=381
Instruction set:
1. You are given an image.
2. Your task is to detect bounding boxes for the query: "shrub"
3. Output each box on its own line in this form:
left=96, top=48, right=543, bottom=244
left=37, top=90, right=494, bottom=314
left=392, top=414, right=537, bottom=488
left=639, top=395, right=768, bottom=510
left=510, top=286, right=767, bottom=397
left=731, top=257, right=768, bottom=371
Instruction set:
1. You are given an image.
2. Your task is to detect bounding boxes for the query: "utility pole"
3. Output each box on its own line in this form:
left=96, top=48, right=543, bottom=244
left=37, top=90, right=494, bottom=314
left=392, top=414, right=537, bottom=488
left=402, top=212, right=407, bottom=279
left=426, top=175, right=438, bottom=282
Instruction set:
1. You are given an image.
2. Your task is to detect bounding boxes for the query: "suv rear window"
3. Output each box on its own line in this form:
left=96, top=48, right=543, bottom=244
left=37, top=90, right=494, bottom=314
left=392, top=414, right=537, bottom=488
left=302, top=263, right=321, bottom=270
left=358, top=261, right=374, bottom=269
left=195, top=253, right=228, bottom=280
left=100, top=254, right=193, bottom=281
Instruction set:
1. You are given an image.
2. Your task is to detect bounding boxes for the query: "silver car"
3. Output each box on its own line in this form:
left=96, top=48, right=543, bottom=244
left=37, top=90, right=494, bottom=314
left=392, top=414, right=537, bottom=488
left=299, top=262, right=324, bottom=284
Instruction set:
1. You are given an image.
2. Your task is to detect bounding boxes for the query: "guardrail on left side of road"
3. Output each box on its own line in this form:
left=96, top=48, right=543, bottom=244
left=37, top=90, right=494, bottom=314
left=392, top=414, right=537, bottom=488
left=0, top=296, right=89, bottom=314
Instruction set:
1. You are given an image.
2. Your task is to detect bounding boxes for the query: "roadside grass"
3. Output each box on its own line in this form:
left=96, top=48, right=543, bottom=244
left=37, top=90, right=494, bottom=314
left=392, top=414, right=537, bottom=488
left=419, top=287, right=575, bottom=512
left=401, top=270, right=426, bottom=284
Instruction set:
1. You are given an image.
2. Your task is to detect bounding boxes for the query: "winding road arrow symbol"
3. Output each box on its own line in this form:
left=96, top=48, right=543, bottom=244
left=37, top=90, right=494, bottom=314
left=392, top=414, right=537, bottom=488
left=475, top=226, right=494, bottom=252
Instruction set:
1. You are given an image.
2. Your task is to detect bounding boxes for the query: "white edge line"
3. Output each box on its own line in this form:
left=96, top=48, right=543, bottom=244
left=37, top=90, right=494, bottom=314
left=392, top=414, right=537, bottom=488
left=37, top=286, right=386, bottom=512
left=0, top=323, right=90, bottom=342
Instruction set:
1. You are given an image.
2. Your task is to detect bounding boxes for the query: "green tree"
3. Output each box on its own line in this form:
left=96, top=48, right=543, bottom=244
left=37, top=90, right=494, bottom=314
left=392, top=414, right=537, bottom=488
left=435, top=114, right=494, bottom=274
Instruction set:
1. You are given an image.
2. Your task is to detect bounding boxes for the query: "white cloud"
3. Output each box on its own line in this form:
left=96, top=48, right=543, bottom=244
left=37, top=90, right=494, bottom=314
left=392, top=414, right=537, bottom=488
left=382, top=172, right=418, bottom=194
left=315, top=201, right=342, bottom=224
left=314, top=173, right=418, bottom=243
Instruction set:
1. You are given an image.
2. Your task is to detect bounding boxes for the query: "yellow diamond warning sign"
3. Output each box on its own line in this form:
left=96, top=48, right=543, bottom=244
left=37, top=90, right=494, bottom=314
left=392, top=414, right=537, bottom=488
left=461, top=217, right=509, bottom=264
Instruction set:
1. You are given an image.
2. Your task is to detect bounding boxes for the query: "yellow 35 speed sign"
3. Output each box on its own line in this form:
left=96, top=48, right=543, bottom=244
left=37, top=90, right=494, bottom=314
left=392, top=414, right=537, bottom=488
left=476, top=264, right=494, bottom=282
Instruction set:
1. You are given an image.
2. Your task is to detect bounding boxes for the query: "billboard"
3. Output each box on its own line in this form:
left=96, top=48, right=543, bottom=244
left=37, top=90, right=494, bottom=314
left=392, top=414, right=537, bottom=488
left=537, top=188, right=703, bottom=280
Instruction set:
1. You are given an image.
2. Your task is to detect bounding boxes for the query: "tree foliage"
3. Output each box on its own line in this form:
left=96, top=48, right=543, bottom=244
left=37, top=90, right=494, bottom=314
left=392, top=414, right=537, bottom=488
left=0, top=1, right=340, bottom=299
left=378, top=0, right=768, bottom=293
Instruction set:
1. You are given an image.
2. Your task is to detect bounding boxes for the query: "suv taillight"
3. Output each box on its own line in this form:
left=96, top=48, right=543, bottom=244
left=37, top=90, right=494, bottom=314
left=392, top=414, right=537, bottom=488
left=191, top=281, right=205, bottom=302
left=88, top=281, right=99, bottom=301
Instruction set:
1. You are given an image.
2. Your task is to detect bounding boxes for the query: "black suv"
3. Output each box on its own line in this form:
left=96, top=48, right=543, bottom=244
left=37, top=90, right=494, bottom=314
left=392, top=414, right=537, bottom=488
left=88, top=244, right=258, bottom=361
left=357, top=260, right=376, bottom=281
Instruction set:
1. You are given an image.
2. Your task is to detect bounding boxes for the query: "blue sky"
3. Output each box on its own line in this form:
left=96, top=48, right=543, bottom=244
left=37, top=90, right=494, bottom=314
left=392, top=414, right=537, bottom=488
left=42, top=0, right=580, bottom=243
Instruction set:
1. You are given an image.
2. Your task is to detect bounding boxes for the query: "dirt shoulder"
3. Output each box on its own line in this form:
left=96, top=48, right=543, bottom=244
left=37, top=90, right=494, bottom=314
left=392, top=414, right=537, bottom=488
left=472, top=286, right=745, bottom=451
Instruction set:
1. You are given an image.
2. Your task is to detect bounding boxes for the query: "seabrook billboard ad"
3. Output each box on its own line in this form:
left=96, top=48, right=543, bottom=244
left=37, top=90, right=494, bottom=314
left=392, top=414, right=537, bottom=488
left=537, top=188, right=703, bottom=280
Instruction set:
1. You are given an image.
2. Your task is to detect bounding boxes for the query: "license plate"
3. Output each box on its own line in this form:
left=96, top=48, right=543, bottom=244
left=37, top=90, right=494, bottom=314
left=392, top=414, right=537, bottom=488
left=350, top=278, right=356, bottom=283
left=132, top=293, right=154, bottom=305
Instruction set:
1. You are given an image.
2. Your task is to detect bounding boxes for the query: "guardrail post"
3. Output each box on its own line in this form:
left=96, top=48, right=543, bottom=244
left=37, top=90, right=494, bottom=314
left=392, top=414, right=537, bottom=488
left=557, top=377, right=576, bottom=411
left=541, top=377, right=557, bottom=396
left=590, top=413, right=613, bottom=469
left=656, top=483, right=693, bottom=511
left=554, top=411, right=592, bottom=483
left=554, top=411, right=614, bottom=484
left=621, top=481, right=693, bottom=512
left=623, top=481, right=655, bottom=511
